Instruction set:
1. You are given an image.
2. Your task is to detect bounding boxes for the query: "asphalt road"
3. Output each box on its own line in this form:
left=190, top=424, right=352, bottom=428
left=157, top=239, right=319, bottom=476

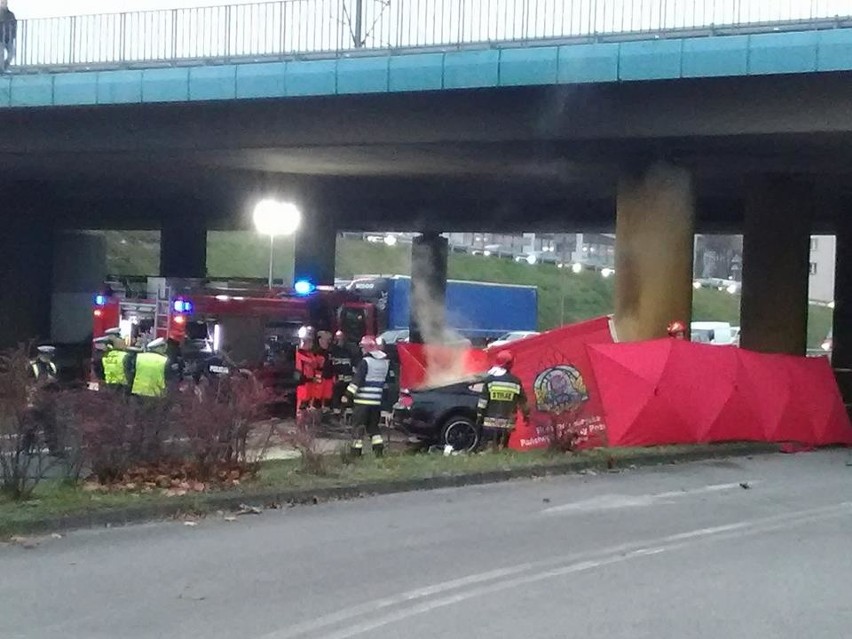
left=3, top=451, right=852, bottom=639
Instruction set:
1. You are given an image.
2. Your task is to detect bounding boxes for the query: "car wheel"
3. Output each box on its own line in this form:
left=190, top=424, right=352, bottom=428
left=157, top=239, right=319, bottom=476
left=440, top=415, right=480, bottom=453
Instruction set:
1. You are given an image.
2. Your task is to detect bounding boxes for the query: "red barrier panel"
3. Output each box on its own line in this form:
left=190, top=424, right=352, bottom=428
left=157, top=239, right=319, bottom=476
left=588, top=340, right=852, bottom=447
left=486, top=316, right=614, bottom=449
left=396, top=343, right=488, bottom=390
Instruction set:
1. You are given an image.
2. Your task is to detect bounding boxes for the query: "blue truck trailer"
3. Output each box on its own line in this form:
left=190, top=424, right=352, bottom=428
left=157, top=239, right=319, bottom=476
left=347, top=275, right=538, bottom=342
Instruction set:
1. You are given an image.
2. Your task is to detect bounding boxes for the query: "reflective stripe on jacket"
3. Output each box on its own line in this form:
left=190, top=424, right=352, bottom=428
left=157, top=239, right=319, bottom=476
left=478, top=371, right=527, bottom=430
left=347, top=352, right=390, bottom=406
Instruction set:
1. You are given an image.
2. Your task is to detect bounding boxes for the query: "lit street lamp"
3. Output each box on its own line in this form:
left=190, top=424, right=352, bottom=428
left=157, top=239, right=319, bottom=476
left=571, top=263, right=583, bottom=274
left=253, top=198, right=302, bottom=290
left=526, top=254, right=538, bottom=265
left=384, top=234, right=398, bottom=247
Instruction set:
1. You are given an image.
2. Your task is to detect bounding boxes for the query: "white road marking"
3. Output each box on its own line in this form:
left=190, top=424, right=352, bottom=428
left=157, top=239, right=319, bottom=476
left=541, top=482, right=757, bottom=515
left=283, top=502, right=850, bottom=639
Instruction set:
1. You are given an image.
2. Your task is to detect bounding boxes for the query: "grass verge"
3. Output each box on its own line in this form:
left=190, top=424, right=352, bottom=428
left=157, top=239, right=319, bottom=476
left=0, top=442, right=775, bottom=538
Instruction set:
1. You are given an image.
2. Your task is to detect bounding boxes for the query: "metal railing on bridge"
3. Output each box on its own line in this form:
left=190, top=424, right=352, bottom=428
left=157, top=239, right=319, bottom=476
left=9, top=0, right=852, bottom=71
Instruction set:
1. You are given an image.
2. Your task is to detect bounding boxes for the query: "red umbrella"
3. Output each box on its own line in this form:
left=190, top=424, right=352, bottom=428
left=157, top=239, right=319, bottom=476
left=588, top=339, right=851, bottom=448
left=698, top=346, right=765, bottom=442
left=785, top=356, right=852, bottom=445
left=588, top=340, right=694, bottom=447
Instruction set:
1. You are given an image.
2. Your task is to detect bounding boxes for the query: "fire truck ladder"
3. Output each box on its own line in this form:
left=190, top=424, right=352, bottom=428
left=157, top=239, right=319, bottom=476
left=154, top=286, right=173, bottom=339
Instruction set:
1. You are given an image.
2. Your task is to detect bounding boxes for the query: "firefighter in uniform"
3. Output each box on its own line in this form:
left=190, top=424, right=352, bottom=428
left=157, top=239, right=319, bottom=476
left=667, top=320, right=687, bottom=340
left=477, top=350, right=529, bottom=450
left=131, top=337, right=169, bottom=398
left=330, top=330, right=355, bottom=418
left=295, top=326, right=318, bottom=413
left=345, top=335, right=390, bottom=457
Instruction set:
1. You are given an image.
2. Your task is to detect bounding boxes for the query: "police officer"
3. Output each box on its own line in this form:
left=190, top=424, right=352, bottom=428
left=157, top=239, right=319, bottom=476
left=92, top=336, right=110, bottom=386
left=330, top=330, right=355, bottom=417
left=345, top=335, right=390, bottom=457
left=131, top=337, right=169, bottom=398
left=100, top=327, right=132, bottom=393
left=477, top=350, right=529, bottom=450
left=24, top=345, right=61, bottom=454
left=29, top=345, right=58, bottom=383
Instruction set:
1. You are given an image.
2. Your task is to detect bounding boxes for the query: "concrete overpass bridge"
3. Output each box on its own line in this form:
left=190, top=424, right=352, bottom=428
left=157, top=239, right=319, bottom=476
left=2, top=0, right=852, bottom=396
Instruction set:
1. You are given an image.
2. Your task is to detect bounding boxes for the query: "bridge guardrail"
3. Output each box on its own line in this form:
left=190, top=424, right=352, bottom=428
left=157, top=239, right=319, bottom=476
left=9, top=0, right=852, bottom=71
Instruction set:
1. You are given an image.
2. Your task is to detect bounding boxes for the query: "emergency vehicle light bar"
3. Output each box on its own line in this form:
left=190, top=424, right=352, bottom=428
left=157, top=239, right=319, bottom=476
left=94, top=294, right=107, bottom=306
left=173, top=299, right=194, bottom=313
left=294, top=280, right=315, bottom=296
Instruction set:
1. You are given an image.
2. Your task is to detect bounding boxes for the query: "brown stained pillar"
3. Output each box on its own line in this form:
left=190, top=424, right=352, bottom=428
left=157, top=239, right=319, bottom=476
left=614, top=162, right=696, bottom=342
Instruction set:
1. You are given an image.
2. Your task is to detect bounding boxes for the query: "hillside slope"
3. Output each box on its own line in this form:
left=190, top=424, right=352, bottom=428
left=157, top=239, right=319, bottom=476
left=102, top=231, right=831, bottom=347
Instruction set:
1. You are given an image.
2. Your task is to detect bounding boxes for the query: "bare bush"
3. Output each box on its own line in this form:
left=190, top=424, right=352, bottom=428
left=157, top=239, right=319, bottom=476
left=289, top=409, right=327, bottom=475
left=172, top=373, right=273, bottom=481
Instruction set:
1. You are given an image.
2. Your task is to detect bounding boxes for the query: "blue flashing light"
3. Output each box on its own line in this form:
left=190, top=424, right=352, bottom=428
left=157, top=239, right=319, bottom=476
left=172, top=299, right=194, bottom=314
left=294, top=279, right=315, bottom=296
left=94, top=294, right=106, bottom=306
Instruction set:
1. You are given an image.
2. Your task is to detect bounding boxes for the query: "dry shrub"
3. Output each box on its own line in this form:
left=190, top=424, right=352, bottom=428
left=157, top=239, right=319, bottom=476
left=172, top=373, right=273, bottom=481
left=289, top=409, right=327, bottom=475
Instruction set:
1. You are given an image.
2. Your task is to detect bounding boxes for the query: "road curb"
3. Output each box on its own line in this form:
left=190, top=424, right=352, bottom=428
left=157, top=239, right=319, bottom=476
left=6, top=443, right=778, bottom=536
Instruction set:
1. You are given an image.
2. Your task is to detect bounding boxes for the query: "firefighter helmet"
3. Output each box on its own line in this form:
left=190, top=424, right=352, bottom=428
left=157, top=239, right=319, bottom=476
left=495, top=350, right=515, bottom=370
left=667, top=320, right=687, bottom=337
left=297, top=325, right=315, bottom=341
left=334, top=330, right=345, bottom=340
left=359, top=335, right=379, bottom=352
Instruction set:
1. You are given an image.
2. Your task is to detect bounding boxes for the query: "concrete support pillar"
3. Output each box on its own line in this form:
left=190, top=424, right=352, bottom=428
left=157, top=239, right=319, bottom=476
left=160, top=218, right=207, bottom=278
left=832, top=205, right=852, bottom=404
left=0, top=221, right=54, bottom=347
left=613, top=162, right=695, bottom=342
left=51, top=231, right=107, bottom=343
left=409, top=232, right=448, bottom=344
left=293, top=217, right=337, bottom=287
left=740, top=177, right=812, bottom=355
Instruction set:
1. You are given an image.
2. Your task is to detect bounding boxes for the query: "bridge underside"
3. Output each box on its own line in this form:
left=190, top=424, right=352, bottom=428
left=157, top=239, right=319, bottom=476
left=1, top=74, right=851, bottom=394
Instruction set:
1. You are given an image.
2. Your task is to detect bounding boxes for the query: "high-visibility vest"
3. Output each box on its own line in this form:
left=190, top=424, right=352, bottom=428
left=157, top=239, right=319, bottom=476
left=102, top=350, right=129, bottom=386
left=347, top=353, right=390, bottom=406
left=131, top=352, right=167, bottom=397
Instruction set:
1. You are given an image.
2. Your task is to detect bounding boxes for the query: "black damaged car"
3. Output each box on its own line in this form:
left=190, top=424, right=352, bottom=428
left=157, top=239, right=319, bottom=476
left=391, top=377, right=487, bottom=452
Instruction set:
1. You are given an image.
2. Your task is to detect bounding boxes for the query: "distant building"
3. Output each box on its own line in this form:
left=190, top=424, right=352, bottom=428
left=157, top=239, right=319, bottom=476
left=809, top=235, right=836, bottom=303
left=444, top=232, right=615, bottom=269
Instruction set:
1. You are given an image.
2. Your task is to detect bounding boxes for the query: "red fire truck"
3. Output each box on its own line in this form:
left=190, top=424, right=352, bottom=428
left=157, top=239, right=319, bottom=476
left=91, top=277, right=378, bottom=400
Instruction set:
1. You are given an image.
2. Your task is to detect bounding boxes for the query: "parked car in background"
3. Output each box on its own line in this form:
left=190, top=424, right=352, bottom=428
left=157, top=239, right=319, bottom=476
left=488, top=330, right=540, bottom=348
left=691, top=321, right=736, bottom=346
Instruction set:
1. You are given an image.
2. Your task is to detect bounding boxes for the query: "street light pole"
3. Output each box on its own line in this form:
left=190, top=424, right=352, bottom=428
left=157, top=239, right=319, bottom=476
left=253, top=198, right=302, bottom=291
left=268, top=235, right=275, bottom=290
